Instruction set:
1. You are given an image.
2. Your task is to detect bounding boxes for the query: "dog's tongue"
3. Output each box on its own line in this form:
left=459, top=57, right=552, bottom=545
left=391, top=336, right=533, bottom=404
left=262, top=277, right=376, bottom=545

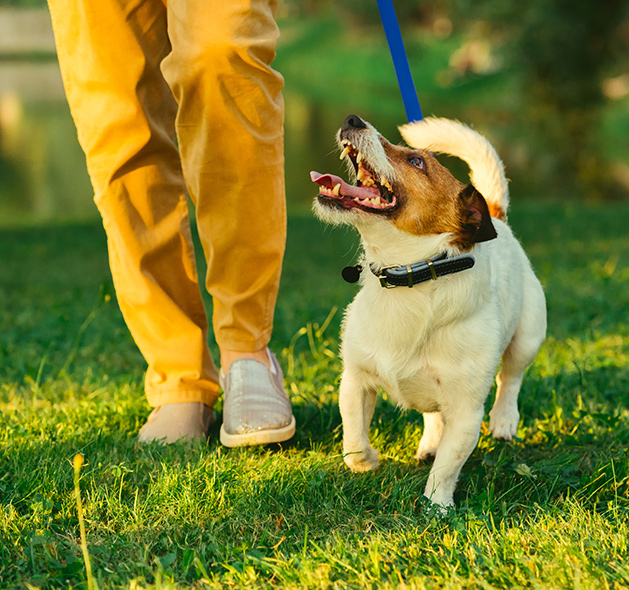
left=310, top=171, right=379, bottom=199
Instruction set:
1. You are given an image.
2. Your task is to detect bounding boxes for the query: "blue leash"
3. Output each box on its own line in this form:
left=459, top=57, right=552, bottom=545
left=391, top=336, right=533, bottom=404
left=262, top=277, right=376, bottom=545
left=376, top=0, right=423, bottom=122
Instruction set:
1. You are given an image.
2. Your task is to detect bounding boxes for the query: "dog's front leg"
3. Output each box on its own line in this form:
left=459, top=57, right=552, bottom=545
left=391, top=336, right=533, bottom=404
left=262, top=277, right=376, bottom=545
left=423, top=406, right=483, bottom=507
left=339, top=369, right=380, bottom=472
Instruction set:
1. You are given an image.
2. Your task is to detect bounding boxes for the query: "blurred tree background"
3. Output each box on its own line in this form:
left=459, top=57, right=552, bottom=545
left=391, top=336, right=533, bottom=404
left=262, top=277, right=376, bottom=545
left=278, top=0, right=629, bottom=200
left=451, top=0, right=629, bottom=198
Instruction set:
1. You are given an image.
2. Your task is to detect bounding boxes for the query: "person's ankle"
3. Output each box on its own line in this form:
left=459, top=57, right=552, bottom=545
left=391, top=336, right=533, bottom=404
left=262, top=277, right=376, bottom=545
left=220, top=347, right=271, bottom=373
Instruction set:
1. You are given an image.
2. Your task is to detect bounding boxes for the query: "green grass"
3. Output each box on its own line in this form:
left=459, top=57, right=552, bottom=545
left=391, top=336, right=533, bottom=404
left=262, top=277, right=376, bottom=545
left=1, top=198, right=628, bottom=589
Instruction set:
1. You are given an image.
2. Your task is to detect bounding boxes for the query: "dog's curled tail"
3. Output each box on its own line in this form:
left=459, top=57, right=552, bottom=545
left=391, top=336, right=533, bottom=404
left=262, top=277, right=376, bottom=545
left=399, top=117, right=509, bottom=219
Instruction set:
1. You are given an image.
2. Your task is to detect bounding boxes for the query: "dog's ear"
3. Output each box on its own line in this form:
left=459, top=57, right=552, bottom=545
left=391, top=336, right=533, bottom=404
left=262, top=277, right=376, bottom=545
left=455, top=184, right=498, bottom=248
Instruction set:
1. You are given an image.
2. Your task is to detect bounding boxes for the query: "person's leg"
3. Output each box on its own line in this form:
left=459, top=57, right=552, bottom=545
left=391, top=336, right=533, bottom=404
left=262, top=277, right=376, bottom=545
left=162, top=0, right=294, bottom=445
left=162, top=0, right=286, bottom=357
left=48, top=0, right=219, bottom=440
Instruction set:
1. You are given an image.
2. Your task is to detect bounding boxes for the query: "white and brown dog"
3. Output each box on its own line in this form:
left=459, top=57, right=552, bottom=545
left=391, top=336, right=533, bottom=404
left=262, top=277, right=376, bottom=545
left=311, top=115, right=546, bottom=508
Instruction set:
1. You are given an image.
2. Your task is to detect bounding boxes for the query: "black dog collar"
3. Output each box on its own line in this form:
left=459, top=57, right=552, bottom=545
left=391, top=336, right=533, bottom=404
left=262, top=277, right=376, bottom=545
left=342, top=252, right=475, bottom=288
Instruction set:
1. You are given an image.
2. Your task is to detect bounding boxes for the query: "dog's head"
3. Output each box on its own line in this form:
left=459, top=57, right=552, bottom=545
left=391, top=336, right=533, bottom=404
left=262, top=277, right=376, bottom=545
left=311, top=115, right=497, bottom=251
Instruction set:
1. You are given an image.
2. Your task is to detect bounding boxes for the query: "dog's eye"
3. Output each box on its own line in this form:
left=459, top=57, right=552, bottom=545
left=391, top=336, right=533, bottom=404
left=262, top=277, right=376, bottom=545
left=408, top=155, right=425, bottom=171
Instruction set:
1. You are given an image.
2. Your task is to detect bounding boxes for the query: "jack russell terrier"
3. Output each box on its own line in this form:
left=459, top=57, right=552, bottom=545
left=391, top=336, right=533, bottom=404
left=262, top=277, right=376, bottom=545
left=311, top=115, right=546, bottom=508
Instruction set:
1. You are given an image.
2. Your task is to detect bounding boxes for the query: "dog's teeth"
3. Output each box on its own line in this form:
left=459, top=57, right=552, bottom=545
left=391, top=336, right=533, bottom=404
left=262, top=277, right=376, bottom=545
left=357, top=153, right=363, bottom=165
left=339, top=145, right=351, bottom=160
left=381, top=176, right=392, bottom=191
left=333, top=183, right=341, bottom=196
left=357, top=168, right=365, bottom=181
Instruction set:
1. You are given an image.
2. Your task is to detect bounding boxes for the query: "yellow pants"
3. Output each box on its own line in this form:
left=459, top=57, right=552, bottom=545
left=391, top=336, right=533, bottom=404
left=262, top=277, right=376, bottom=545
left=48, top=0, right=286, bottom=408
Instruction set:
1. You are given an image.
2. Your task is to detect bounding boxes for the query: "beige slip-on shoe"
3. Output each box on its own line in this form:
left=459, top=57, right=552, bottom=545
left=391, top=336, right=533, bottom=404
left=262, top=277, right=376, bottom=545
left=138, top=402, right=216, bottom=444
left=219, top=352, right=295, bottom=447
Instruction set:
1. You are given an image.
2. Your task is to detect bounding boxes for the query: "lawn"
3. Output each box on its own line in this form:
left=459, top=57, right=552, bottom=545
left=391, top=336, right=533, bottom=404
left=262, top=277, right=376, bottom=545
left=1, top=196, right=628, bottom=589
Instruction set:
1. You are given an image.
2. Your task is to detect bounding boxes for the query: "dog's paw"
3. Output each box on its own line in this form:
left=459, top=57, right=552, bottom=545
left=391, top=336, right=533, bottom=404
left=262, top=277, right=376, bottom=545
left=415, top=431, right=442, bottom=461
left=415, top=443, right=437, bottom=461
left=489, top=405, right=519, bottom=440
left=423, top=491, right=455, bottom=512
left=344, top=446, right=380, bottom=472
left=416, top=413, right=444, bottom=461
left=415, top=425, right=444, bottom=460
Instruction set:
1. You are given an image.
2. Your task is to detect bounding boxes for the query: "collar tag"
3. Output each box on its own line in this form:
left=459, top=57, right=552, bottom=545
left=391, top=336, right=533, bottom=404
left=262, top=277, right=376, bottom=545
left=341, top=265, right=363, bottom=283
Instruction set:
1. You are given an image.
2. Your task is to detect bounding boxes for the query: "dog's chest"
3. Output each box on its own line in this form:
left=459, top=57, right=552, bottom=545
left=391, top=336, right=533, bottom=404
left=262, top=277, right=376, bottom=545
left=344, top=283, right=488, bottom=411
left=373, top=343, right=453, bottom=412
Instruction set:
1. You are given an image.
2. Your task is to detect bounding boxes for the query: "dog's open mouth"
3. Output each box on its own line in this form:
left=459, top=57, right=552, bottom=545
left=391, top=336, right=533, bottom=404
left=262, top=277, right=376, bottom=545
left=310, top=140, right=397, bottom=212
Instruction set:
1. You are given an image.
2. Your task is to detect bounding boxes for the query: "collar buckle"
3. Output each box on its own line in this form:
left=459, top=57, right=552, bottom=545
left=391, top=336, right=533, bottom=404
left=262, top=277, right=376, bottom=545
left=375, top=265, right=402, bottom=289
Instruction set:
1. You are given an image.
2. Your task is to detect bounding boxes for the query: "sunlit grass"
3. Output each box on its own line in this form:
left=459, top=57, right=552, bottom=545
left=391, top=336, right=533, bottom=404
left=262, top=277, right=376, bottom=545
left=1, top=198, right=628, bottom=589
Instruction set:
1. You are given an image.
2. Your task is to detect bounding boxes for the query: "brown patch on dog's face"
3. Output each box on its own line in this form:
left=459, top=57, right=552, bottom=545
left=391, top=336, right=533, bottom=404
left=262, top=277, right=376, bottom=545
left=380, top=139, right=497, bottom=250
left=382, top=142, right=464, bottom=235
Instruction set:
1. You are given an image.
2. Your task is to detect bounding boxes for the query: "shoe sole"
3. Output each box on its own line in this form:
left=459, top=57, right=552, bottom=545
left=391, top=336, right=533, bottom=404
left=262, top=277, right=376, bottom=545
left=219, top=416, right=296, bottom=447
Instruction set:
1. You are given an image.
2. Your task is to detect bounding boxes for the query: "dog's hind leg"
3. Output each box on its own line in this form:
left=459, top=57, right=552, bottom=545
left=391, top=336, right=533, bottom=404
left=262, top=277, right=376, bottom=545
left=416, top=412, right=444, bottom=460
left=424, top=405, right=484, bottom=507
left=339, top=369, right=380, bottom=472
left=489, top=352, right=525, bottom=440
left=490, top=278, right=546, bottom=440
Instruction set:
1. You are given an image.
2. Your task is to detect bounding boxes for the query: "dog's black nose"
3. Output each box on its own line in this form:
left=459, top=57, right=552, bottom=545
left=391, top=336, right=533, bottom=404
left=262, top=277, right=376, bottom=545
left=343, top=114, right=367, bottom=130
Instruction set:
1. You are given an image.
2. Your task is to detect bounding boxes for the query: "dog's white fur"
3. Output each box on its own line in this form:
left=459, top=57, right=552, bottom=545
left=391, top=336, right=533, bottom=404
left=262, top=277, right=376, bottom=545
left=314, top=117, right=546, bottom=508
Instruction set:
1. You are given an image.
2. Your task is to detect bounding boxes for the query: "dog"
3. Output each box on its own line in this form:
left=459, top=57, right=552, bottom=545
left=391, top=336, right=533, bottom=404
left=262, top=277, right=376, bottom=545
left=311, top=115, right=546, bottom=508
